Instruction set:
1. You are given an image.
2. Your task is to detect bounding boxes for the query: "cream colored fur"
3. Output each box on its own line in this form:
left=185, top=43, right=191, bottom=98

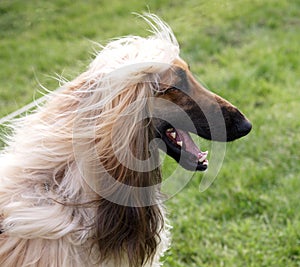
left=0, top=14, right=178, bottom=267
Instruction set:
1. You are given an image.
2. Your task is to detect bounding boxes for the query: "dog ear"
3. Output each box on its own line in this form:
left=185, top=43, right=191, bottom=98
left=80, top=82, right=164, bottom=266
left=95, top=192, right=164, bottom=267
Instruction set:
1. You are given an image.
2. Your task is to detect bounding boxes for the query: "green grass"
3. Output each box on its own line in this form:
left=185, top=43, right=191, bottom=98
left=1, top=0, right=300, bottom=266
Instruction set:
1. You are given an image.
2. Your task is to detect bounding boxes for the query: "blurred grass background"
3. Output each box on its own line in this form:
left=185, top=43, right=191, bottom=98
left=0, top=0, right=300, bottom=266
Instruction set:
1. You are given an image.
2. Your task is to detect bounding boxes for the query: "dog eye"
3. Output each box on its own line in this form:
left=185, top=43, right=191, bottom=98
left=155, top=87, right=176, bottom=96
left=163, top=87, right=178, bottom=95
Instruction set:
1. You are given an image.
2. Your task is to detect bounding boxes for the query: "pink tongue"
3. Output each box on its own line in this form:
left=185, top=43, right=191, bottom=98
left=176, top=129, right=202, bottom=157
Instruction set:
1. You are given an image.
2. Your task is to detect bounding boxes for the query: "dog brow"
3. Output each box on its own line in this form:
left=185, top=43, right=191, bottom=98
left=172, top=67, right=189, bottom=92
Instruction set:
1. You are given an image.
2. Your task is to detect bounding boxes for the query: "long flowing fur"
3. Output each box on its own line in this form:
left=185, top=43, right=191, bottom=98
left=0, top=14, right=179, bottom=267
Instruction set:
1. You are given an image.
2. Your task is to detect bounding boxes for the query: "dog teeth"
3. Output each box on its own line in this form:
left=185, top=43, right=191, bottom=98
left=166, top=128, right=174, bottom=132
left=198, top=155, right=207, bottom=163
left=198, top=151, right=208, bottom=163
left=177, top=141, right=183, bottom=147
left=202, top=161, right=209, bottom=166
left=170, top=132, right=176, bottom=139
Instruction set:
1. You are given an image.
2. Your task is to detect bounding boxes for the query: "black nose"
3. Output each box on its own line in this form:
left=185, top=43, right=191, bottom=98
left=236, top=119, right=252, bottom=136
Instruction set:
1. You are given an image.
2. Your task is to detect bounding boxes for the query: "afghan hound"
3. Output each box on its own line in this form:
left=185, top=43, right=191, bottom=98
left=0, top=14, right=251, bottom=267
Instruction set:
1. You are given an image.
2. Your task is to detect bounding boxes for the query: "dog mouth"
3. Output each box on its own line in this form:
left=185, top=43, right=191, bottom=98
left=162, top=127, right=209, bottom=171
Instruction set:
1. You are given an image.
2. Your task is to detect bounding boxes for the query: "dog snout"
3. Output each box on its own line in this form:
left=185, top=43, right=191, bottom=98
left=235, top=119, right=252, bottom=137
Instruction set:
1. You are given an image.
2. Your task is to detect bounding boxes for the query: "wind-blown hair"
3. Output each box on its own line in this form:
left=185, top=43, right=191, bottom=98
left=0, top=14, right=179, bottom=267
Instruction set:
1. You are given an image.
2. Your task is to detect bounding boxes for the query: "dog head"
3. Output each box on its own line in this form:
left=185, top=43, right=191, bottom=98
left=60, top=14, right=251, bottom=266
